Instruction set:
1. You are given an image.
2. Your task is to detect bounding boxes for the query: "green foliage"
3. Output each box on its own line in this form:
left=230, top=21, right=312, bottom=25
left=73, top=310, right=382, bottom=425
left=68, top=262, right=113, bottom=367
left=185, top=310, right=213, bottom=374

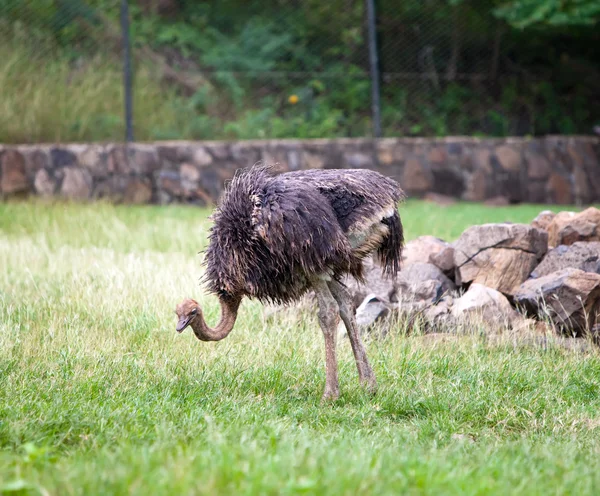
left=0, top=26, right=202, bottom=143
left=495, top=0, right=600, bottom=28
left=0, top=0, right=598, bottom=141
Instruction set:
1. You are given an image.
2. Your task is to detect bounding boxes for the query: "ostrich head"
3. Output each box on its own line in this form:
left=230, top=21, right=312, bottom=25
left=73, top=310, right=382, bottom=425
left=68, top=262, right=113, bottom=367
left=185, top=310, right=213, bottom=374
left=174, top=295, right=241, bottom=341
left=175, top=298, right=201, bottom=333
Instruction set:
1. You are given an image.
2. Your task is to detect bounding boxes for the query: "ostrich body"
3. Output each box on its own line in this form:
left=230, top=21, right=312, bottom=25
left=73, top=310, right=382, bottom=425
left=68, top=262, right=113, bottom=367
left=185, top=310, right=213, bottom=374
left=176, top=165, right=404, bottom=400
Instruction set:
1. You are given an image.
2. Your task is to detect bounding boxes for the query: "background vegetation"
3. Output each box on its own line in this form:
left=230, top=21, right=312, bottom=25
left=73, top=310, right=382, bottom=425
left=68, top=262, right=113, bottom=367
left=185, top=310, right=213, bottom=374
left=2, top=200, right=600, bottom=494
left=0, top=0, right=599, bottom=142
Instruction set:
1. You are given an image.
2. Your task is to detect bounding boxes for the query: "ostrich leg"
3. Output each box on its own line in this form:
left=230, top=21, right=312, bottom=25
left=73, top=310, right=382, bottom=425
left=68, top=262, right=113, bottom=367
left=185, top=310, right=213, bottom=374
left=312, top=279, right=341, bottom=401
left=328, top=279, right=377, bottom=393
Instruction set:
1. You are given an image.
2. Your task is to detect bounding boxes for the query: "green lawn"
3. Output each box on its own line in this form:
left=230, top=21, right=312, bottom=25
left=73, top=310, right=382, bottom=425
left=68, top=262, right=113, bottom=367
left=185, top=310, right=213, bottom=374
left=2, top=200, right=600, bottom=495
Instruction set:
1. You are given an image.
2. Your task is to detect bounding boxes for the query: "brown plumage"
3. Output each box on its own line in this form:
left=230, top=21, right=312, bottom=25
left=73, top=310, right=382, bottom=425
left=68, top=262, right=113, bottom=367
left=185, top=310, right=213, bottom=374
left=175, top=164, right=405, bottom=400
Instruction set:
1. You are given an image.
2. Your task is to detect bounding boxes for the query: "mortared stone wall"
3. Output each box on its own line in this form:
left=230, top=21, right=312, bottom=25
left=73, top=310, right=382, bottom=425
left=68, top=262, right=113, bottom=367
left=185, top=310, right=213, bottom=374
left=0, top=136, right=598, bottom=205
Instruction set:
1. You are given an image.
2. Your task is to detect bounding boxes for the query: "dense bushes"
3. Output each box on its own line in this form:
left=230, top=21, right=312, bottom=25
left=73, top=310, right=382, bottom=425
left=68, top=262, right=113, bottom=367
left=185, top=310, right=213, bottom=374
left=1, top=0, right=598, bottom=143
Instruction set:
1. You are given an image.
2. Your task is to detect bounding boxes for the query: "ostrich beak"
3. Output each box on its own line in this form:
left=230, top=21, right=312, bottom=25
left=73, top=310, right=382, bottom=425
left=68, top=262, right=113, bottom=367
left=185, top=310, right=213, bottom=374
left=176, top=316, right=191, bottom=333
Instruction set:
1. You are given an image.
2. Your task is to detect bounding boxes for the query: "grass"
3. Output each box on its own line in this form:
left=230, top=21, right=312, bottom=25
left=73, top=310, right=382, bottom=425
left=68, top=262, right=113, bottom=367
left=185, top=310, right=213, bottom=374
left=0, top=33, right=198, bottom=144
left=2, top=199, right=600, bottom=495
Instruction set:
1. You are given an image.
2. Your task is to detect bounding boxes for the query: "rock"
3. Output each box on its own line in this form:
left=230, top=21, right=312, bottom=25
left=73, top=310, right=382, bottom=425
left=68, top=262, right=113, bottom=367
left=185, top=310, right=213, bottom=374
left=156, top=170, right=182, bottom=197
left=428, top=147, right=447, bottom=164
left=424, top=192, right=457, bottom=206
left=527, top=181, right=546, bottom=204
left=402, top=158, right=433, bottom=193
left=484, top=195, right=510, bottom=206
left=376, top=141, right=395, bottom=165
left=342, top=257, right=396, bottom=309
left=472, top=149, right=492, bottom=173
left=423, top=296, right=453, bottom=325
left=454, top=223, right=548, bottom=295
left=464, top=168, right=488, bottom=202
left=34, top=169, right=57, bottom=196
left=50, top=148, right=77, bottom=168
left=514, top=268, right=600, bottom=335
left=344, top=153, right=373, bottom=169
left=107, top=146, right=128, bottom=173
left=526, top=153, right=550, bottom=180
left=547, top=173, right=573, bottom=204
left=303, top=152, right=324, bottom=169
left=60, top=168, right=92, bottom=200
left=193, top=147, right=213, bottom=167
left=123, top=178, right=152, bottom=204
left=0, top=150, right=28, bottom=194
left=432, top=169, right=465, bottom=198
left=495, top=145, right=521, bottom=171
left=231, top=144, right=261, bottom=165
left=130, top=145, right=160, bottom=174
left=430, top=245, right=455, bottom=276
left=22, top=148, right=50, bottom=178
left=200, top=167, right=227, bottom=200
left=205, top=144, right=230, bottom=161
left=180, top=163, right=200, bottom=191
left=574, top=167, right=592, bottom=205
left=531, top=242, right=600, bottom=278
left=80, top=145, right=109, bottom=177
left=543, top=211, right=576, bottom=246
left=397, top=262, right=456, bottom=303
left=531, top=210, right=556, bottom=231
left=287, top=149, right=301, bottom=170
left=451, top=283, right=519, bottom=325
left=347, top=294, right=392, bottom=337
left=547, top=207, right=600, bottom=247
left=337, top=293, right=395, bottom=339
left=403, top=236, right=450, bottom=267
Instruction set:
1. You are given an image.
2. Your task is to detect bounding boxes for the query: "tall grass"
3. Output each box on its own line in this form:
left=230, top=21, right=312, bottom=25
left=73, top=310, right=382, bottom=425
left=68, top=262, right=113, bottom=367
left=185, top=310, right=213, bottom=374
left=2, top=200, right=600, bottom=494
left=0, top=33, right=197, bottom=144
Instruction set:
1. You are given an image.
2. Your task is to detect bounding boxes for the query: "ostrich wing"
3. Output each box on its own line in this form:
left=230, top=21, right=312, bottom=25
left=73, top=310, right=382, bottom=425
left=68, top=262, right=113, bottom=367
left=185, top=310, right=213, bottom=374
left=281, top=169, right=404, bottom=234
left=204, top=167, right=353, bottom=305
left=251, top=177, right=353, bottom=277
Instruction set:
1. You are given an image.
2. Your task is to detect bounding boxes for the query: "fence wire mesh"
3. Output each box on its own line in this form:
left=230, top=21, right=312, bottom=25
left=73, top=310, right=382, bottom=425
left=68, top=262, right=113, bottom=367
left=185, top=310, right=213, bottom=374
left=1, top=0, right=598, bottom=143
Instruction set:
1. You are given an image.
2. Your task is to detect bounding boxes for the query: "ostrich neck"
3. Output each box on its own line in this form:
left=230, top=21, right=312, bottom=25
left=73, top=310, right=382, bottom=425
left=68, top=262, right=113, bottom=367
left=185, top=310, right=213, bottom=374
left=189, top=296, right=241, bottom=342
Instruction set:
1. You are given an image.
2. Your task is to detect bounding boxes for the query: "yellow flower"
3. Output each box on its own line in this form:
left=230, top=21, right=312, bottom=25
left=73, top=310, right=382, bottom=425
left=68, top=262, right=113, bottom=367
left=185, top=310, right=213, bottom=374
left=288, top=94, right=299, bottom=105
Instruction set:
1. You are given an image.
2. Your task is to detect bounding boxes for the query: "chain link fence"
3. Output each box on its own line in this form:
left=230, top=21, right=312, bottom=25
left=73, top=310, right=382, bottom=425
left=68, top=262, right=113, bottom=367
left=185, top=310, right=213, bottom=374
left=1, top=0, right=598, bottom=143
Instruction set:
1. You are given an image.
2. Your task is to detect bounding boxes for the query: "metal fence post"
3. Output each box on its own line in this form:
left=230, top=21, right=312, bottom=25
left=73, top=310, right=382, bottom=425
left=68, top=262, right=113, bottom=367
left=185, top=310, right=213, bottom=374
left=366, top=0, right=381, bottom=138
left=121, top=0, right=134, bottom=142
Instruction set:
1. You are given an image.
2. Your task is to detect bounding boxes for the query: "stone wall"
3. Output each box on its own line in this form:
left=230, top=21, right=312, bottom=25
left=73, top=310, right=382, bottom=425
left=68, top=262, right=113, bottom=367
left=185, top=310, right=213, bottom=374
left=1, top=136, right=599, bottom=205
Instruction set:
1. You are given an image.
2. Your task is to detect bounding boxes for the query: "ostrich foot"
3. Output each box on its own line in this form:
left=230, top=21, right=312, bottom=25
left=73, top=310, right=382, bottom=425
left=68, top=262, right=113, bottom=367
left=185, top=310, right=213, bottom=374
left=328, top=279, right=378, bottom=396
left=360, top=372, right=378, bottom=395
left=355, top=356, right=377, bottom=393
left=321, top=384, right=340, bottom=402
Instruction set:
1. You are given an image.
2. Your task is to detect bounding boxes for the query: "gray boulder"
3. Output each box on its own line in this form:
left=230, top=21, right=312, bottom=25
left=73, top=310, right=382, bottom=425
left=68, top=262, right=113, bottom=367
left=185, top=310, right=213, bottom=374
left=547, top=207, right=600, bottom=247
left=451, top=283, right=519, bottom=325
left=397, top=262, right=456, bottom=304
left=402, top=236, right=450, bottom=267
left=532, top=242, right=600, bottom=278
left=342, top=256, right=396, bottom=308
left=430, top=244, right=456, bottom=276
left=531, top=210, right=557, bottom=231
left=514, top=268, right=600, bottom=335
left=339, top=293, right=392, bottom=337
left=454, top=223, right=548, bottom=295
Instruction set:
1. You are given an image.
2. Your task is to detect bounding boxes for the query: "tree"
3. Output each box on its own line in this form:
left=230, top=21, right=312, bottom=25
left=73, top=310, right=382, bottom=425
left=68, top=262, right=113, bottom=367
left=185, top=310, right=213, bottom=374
left=494, top=0, right=600, bottom=28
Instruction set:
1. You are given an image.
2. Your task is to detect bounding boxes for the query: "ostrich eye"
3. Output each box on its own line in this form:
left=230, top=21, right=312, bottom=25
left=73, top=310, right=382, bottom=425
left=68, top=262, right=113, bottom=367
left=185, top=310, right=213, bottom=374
left=191, top=308, right=198, bottom=315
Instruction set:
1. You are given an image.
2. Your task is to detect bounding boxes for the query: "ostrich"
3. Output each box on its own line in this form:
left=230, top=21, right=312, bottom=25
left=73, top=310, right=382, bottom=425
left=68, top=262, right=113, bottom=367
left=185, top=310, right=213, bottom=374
left=175, top=164, right=404, bottom=400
